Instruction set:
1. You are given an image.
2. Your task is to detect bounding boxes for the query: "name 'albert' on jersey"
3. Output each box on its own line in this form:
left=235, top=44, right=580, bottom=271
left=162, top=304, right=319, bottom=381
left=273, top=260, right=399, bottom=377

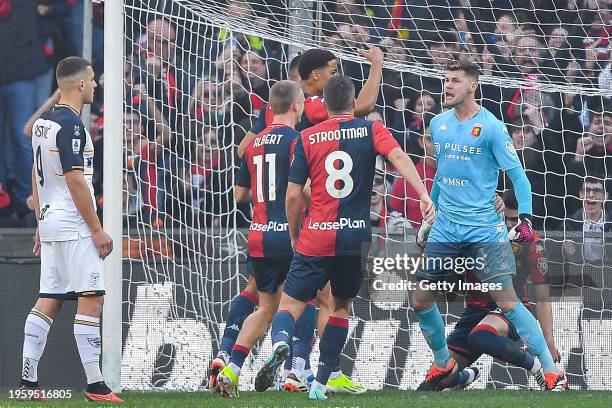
left=31, top=105, right=95, bottom=242
left=289, top=115, right=399, bottom=256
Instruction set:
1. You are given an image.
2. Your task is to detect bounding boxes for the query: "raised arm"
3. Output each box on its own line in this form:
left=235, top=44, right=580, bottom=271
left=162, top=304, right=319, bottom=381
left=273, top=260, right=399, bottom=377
left=354, top=45, right=384, bottom=116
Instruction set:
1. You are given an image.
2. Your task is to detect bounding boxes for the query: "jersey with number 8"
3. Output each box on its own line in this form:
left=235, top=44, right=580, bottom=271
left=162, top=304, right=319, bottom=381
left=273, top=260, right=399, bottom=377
left=289, top=115, right=399, bottom=256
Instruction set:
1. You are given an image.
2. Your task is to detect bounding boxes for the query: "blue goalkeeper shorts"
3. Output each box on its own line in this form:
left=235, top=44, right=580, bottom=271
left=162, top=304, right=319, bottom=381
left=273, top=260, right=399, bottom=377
left=416, top=212, right=516, bottom=284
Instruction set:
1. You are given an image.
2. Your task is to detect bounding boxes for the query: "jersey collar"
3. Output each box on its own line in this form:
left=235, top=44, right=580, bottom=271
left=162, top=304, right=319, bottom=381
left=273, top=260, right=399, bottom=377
left=55, top=103, right=80, bottom=117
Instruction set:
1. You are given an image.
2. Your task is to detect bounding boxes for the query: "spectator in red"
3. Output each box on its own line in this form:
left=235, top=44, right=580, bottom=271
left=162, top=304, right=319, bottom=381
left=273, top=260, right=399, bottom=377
left=139, top=19, right=196, bottom=130
left=389, top=116, right=436, bottom=227
left=240, top=50, right=269, bottom=114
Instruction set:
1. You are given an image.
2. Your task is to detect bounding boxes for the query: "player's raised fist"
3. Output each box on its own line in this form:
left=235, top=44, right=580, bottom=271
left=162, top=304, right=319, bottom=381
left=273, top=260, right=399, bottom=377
left=358, top=44, right=384, bottom=66
left=93, top=229, right=113, bottom=260
left=508, top=215, right=535, bottom=244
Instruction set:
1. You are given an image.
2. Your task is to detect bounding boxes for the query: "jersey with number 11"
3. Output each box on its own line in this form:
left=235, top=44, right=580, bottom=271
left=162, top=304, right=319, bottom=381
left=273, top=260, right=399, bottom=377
left=289, top=115, right=399, bottom=256
left=237, top=124, right=300, bottom=257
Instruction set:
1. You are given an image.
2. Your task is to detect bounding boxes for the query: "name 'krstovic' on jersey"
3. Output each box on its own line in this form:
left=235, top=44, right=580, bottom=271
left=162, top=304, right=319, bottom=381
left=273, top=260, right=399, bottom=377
left=289, top=115, right=399, bottom=256
left=237, top=124, right=301, bottom=257
left=31, top=105, right=95, bottom=241
left=430, top=106, right=523, bottom=227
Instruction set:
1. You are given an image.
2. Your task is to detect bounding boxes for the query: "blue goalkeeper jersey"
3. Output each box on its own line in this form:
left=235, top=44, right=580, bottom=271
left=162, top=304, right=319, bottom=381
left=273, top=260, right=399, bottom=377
left=430, top=106, right=523, bottom=227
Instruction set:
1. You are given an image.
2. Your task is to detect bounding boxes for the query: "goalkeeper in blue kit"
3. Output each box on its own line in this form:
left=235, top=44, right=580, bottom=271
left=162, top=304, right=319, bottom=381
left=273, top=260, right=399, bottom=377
left=412, top=60, right=567, bottom=391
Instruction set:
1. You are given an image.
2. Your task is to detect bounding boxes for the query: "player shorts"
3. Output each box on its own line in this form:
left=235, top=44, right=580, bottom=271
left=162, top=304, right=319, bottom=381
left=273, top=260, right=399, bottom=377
left=447, top=306, right=519, bottom=364
left=39, top=235, right=105, bottom=299
left=250, top=255, right=293, bottom=293
left=283, top=253, right=363, bottom=302
left=416, top=212, right=516, bottom=284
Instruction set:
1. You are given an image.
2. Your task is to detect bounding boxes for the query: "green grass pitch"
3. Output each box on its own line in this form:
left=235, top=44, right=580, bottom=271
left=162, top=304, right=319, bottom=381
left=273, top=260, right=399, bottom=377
left=2, top=390, right=612, bottom=408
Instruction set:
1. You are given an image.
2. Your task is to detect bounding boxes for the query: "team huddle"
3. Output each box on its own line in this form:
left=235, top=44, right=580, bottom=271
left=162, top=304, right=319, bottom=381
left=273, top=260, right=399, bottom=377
left=18, top=46, right=567, bottom=403
left=208, top=48, right=568, bottom=400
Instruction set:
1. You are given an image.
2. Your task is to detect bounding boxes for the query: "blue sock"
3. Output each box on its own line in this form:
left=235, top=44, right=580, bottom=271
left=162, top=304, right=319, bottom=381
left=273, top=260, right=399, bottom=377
left=416, top=304, right=450, bottom=367
left=292, top=302, right=316, bottom=369
left=503, top=302, right=556, bottom=373
left=229, top=344, right=250, bottom=369
left=468, top=325, right=534, bottom=370
left=315, top=317, right=349, bottom=385
left=271, top=310, right=295, bottom=346
left=219, top=291, right=258, bottom=355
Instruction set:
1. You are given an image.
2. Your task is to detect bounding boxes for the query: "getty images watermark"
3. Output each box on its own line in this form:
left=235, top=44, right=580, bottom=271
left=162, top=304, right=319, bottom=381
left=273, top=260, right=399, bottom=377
left=369, top=253, right=503, bottom=292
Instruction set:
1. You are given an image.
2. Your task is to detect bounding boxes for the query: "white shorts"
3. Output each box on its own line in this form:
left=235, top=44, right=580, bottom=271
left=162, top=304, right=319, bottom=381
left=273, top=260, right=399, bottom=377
left=40, top=236, right=105, bottom=299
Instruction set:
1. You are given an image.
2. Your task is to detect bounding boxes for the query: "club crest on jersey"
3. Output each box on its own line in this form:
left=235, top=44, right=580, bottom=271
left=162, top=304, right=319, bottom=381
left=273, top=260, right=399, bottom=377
left=471, top=124, right=483, bottom=137
left=72, top=138, right=81, bottom=153
left=73, top=125, right=80, bottom=136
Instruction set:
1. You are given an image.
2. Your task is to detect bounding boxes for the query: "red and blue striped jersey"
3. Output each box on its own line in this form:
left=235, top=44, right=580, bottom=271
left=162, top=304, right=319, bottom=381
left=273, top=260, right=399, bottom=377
left=250, top=95, right=328, bottom=134
left=467, top=235, right=548, bottom=310
left=237, top=124, right=300, bottom=257
left=288, top=116, right=399, bottom=256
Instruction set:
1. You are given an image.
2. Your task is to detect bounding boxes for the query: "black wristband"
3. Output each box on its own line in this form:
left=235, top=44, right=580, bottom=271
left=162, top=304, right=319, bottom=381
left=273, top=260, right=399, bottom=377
left=519, top=213, right=532, bottom=222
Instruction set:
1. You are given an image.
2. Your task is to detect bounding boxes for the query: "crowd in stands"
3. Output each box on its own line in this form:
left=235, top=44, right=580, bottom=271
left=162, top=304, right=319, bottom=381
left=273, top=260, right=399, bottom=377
left=0, top=0, right=611, bottom=262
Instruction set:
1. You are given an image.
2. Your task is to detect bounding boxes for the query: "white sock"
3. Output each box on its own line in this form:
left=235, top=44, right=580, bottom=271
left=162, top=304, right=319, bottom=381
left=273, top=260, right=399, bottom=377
left=311, top=379, right=326, bottom=393
left=304, top=368, right=313, bottom=380
left=290, top=357, right=306, bottom=379
left=282, top=368, right=290, bottom=382
left=329, top=370, right=342, bottom=380
left=228, top=362, right=241, bottom=376
left=529, top=357, right=542, bottom=375
left=22, top=309, right=53, bottom=383
left=74, top=314, right=103, bottom=384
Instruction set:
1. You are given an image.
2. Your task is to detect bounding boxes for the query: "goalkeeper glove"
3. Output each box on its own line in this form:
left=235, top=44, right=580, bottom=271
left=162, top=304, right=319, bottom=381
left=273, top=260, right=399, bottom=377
left=508, top=214, right=535, bottom=244
left=416, top=219, right=432, bottom=249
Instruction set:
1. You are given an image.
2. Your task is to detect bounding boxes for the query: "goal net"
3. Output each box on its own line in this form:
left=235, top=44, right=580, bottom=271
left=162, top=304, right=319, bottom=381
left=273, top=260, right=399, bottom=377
left=118, top=0, right=612, bottom=391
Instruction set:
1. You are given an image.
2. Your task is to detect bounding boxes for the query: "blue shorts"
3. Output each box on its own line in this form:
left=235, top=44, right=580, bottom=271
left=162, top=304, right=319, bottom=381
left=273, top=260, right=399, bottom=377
left=447, top=306, right=519, bottom=364
left=416, top=213, right=516, bottom=284
left=283, top=253, right=363, bottom=302
left=251, top=255, right=293, bottom=293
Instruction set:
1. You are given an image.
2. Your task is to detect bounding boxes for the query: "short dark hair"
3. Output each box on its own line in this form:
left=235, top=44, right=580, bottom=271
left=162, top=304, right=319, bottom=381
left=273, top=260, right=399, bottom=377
left=446, top=60, right=480, bottom=81
left=582, top=176, right=605, bottom=190
left=508, top=116, right=536, bottom=135
left=289, top=54, right=302, bottom=78
left=424, top=30, right=457, bottom=49
left=502, top=189, right=518, bottom=211
left=56, top=56, right=92, bottom=82
left=269, top=80, right=301, bottom=114
left=323, top=76, right=355, bottom=113
left=298, top=49, right=336, bottom=80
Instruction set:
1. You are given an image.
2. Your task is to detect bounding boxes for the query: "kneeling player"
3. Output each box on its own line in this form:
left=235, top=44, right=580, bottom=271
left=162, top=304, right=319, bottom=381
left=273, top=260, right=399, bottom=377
left=20, top=57, right=122, bottom=403
left=256, top=76, right=435, bottom=400
left=430, top=191, right=564, bottom=391
left=217, top=81, right=305, bottom=397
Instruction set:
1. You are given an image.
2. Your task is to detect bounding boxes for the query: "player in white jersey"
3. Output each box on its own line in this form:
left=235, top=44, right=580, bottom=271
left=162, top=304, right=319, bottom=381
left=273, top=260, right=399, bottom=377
left=18, top=57, right=122, bottom=403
